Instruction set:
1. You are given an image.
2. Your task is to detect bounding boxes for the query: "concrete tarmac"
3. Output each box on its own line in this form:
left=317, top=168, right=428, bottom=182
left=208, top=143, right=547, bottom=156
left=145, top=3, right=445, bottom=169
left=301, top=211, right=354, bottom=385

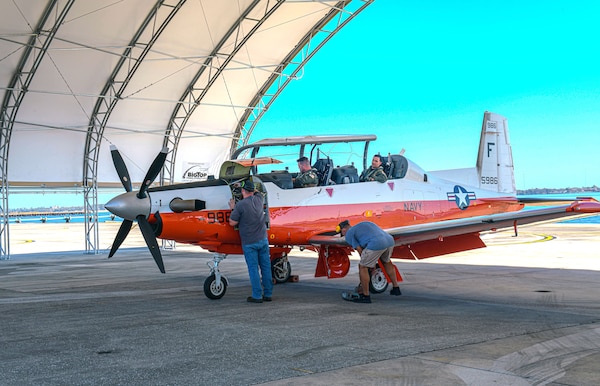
left=1, top=222, right=600, bottom=385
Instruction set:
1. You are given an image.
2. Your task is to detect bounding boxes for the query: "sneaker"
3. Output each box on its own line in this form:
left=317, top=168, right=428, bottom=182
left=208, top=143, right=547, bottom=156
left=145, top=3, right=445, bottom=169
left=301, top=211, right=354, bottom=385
left=352, top=294, right=371, bottom=303
left=262, top=296, right=272, bottom=302
left=247, top=296, right=263, bottom=303
left=390, top=287, right=402, bottom=296
left=341, top=291, right=361, bottom=301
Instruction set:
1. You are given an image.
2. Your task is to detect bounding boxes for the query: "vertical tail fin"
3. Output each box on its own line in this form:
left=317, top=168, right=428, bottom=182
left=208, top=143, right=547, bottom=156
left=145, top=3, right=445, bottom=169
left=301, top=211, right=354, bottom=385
left=476, top=112, right=516, bottom=194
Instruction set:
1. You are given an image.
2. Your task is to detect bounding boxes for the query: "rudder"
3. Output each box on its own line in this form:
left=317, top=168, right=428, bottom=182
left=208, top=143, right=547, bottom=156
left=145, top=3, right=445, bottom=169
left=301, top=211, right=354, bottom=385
left=476, top=112, right=516, bottom=194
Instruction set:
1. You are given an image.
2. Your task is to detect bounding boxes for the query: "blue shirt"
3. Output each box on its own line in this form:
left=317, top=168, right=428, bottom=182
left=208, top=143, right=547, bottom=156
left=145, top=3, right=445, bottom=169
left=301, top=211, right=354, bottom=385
left=344, top=221, right=394, bottom=251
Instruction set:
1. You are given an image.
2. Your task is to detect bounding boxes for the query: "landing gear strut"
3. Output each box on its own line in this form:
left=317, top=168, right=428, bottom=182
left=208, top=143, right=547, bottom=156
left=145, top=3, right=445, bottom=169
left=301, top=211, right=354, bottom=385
left=269, top=246, right=293, bottom=283
left=271, top=255, right=291, bottom=283
left=203, top=253, right=229, bottom=299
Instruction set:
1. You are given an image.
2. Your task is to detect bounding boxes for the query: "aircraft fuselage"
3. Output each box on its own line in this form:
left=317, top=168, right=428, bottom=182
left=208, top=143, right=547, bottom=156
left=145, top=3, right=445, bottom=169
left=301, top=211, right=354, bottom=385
left=148, top=176, right=522, bottom=254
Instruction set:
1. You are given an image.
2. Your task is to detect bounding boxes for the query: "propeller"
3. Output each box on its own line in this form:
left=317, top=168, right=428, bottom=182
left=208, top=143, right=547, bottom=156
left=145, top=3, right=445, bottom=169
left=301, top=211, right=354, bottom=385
left=110, top=145, right=132, bottom=192
left=105, top=146, right=169, bottom=273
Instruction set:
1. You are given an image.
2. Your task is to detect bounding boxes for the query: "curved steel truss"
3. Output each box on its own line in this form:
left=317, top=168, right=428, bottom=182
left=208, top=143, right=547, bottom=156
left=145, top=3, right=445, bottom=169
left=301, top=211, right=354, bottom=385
left=0, top=0, right=75, bottom=259
left=83, top=0, right=187, bottom=254
left=232, top=0, right=373, bottom=154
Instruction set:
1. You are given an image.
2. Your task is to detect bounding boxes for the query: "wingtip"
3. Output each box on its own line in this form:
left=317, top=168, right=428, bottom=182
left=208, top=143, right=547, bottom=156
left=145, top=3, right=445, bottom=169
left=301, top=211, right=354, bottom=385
left=570, top=200, right=600, bottom=213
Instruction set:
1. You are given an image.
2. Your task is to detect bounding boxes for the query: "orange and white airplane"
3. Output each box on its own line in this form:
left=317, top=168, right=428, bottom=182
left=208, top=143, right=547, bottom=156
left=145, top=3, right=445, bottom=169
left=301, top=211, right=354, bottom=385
left=105, top=111, right=600, bottom=299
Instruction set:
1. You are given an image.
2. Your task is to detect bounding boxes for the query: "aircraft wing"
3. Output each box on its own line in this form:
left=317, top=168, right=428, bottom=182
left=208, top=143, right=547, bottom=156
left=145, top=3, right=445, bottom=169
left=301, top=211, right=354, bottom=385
left=517, top=195, right=597, bottom=203
left=308, top=199, right=600, bottom=257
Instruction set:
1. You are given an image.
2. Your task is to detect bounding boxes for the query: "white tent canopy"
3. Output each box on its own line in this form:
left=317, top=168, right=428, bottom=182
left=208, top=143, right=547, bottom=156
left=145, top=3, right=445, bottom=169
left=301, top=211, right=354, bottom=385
left=0, top=0, right=371, bottom=256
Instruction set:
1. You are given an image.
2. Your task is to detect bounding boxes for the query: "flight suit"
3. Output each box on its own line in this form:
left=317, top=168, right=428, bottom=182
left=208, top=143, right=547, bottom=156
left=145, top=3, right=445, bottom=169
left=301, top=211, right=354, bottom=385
left=293, top=168, right=319, bottom=187
left=359, top=166, right=387, bottom=183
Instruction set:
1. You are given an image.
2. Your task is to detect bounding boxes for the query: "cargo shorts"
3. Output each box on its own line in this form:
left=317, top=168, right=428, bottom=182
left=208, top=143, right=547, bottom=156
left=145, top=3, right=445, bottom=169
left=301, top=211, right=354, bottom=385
left=359, top=246, right=394, bottom=268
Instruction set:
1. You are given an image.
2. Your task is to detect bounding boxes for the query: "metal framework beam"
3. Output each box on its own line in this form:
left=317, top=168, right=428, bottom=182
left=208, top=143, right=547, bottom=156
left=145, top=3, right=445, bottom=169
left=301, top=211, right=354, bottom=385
left=0, top=0, right=75, bottom=259
left=158, top=0, right=278, bottom=252
left=231, top=0, right=373, bottom=154
left=160, top=0, right=283, bottom=184
left=83, top=0, right=186, bottom=254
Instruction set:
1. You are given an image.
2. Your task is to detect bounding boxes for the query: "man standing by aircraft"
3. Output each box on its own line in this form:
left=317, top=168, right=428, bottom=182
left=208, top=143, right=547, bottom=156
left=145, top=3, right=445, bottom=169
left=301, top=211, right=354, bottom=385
left=359, top=154, right=387, bottom=183
left=337, top=220, right=401, bottom=303
left=229, top=180, right=273, bottom=303
left=293, top=156, right=319, bottom=187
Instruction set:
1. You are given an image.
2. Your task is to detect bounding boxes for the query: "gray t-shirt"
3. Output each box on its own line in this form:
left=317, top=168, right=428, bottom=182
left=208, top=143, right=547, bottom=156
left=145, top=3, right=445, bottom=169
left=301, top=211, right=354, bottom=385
left=230, top=193, right=267, bottom=245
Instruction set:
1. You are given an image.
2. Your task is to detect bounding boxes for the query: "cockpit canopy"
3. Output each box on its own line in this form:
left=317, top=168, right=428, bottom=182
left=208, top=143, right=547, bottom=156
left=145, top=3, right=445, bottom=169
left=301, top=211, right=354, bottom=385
left=222, top=135, right=427, bottom=189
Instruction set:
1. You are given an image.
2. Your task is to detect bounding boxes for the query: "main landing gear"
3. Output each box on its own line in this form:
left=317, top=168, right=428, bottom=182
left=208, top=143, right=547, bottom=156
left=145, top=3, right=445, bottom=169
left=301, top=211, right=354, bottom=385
left=368, top=264, right=389, bottom=294
left=352, top=264, right=391, bottom=296
left=271, top=254, right=291, bottom=284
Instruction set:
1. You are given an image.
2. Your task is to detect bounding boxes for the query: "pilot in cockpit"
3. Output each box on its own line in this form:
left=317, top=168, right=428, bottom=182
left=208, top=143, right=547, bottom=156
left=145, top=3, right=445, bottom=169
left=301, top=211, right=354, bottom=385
left=359, top=154, right=387, bottom=183
left=292, top=156, right=318, bottom=188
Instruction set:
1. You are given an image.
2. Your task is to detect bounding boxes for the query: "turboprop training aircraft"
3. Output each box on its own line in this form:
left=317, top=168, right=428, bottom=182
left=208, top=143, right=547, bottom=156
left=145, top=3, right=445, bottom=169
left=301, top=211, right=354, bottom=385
left=105, top=111, right=600, bottom=299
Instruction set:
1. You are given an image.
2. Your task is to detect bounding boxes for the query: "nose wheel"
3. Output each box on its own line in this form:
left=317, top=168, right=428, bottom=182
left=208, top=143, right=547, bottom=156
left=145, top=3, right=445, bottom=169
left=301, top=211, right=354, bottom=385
left=204, top=274, right=227, bottom=299
left=203, top=253, right=229, bottom=299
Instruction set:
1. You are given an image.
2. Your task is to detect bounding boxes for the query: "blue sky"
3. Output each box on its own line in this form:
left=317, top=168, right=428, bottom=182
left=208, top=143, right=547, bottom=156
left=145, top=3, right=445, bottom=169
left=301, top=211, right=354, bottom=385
left=253, top=1, right=600, bottom=190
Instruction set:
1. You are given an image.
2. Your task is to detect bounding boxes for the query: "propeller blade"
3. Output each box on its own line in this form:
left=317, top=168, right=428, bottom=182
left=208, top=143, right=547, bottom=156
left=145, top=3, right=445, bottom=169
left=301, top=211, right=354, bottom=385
left=110, top=145, right=132, bottom=192
left=137, top=147, right=168, bottom=199
left=108, top=219, right=133, bottom=258
left=137, top=215, right=165, bottom=273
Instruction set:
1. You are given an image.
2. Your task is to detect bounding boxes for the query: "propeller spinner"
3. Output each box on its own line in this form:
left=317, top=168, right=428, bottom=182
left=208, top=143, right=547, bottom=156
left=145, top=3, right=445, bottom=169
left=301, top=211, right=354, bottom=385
left=105, top=145, right=168, bottom=273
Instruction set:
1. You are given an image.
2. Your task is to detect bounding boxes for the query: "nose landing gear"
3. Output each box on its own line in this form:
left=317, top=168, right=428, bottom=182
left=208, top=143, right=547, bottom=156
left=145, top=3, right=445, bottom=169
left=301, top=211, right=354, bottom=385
left=203, top=253, right=229, bottom=299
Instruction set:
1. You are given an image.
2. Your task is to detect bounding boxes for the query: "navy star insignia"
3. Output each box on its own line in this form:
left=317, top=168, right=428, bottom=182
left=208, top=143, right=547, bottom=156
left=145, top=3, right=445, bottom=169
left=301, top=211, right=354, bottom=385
left=447, top=185, right=476, bottom=210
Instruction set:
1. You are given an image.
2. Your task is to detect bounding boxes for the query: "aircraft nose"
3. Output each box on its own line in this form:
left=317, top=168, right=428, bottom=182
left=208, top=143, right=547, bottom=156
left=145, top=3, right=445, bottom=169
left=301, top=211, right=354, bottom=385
left=104, top=192, right=151, bottom=221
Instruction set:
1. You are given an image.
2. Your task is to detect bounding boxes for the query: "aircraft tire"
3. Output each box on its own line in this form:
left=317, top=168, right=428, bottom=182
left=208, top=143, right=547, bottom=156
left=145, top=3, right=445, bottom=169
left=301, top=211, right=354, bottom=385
left=204, top=274, right=227, bottom=299
left=369, top=266, right=389, bottom=294
left=271, top=257, right=291, bottom=284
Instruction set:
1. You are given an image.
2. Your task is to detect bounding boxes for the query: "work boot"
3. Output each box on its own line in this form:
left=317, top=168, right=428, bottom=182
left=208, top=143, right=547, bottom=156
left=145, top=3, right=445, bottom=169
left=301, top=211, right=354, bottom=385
left=390, top=287, right=401, bottom=296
